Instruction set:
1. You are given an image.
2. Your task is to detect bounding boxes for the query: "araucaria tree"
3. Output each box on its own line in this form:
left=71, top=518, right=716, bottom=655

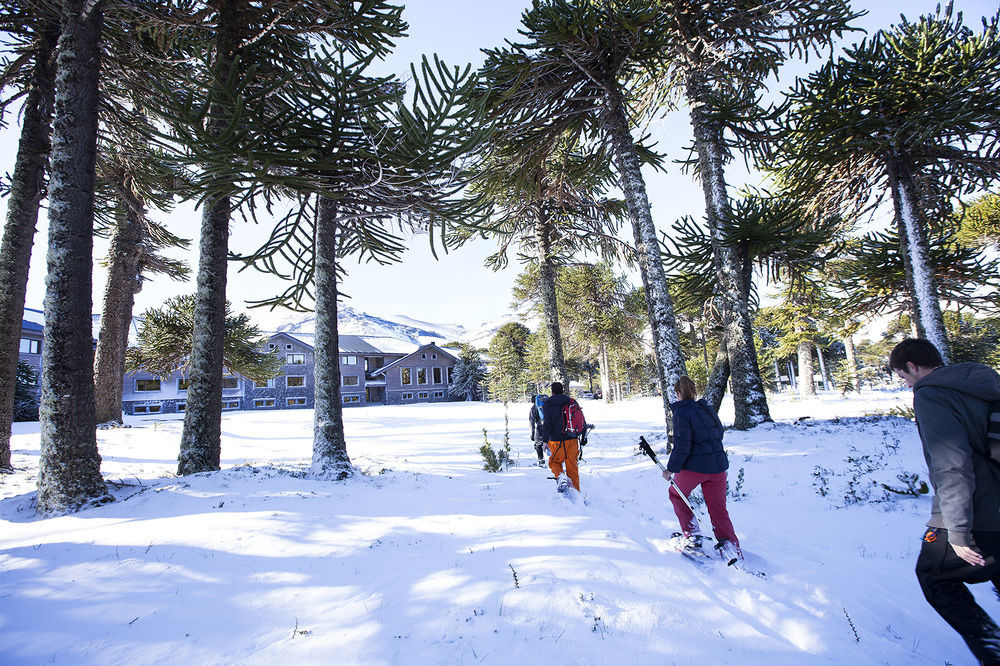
left=649, top=0, right=857, bottom=428
left=160, top=1, right=402, bottom=476
left=479, top=1, right=687, bottom=430
left=775, top=5, right=1000, bottom=363
left=36, top=0, right=110, bottom=512
left=487, top=322, right=531, bottom=403
left=125, top=295, right=281, bottom=385
left=222, top=17, right=484, bottom=476
left=0, top=2, right=59, bottom=471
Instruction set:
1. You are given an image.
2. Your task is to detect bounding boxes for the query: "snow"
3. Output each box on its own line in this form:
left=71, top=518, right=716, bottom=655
left=0, top=388, right=986, bottom=664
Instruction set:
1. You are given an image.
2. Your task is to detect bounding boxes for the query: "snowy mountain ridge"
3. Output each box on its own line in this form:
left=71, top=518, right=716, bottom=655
left=262, top=305, right=521, bottom=348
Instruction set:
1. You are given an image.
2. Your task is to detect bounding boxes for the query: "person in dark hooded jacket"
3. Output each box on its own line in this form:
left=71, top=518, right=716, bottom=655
left=890, top=338, right=1000, bottom=664
left=663, top=376, right=741, bottom=563
left=540, top=382, right=581, bottom=492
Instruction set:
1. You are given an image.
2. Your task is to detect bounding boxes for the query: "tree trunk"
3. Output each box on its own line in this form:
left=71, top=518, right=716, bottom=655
left=886, top=153, right=950, bottom=362
left=815, top=344, right=830, bottom=391
left=178, top=0, right=240, bottom=475
left=598, top=341, right=612, bottom=404
left=787, top=360, right=796, bottom=391
left=93, top=193, right=143, bottom=424
left=0, top=15, right=59, bottom=472
left=602, top=92, right=686, bottom=431
left=36, top=0, right=108, bottom=513
left=686, top=71, right=770, bottom=429
left=312, top=197, right=351, bottom=478
left=843, top=333, right=860, bottom=392
left=703, top=338, right=730, bottom=414
left=534, top=210, right=570, bottom=389
left=797, top=340, right=815, bottom=397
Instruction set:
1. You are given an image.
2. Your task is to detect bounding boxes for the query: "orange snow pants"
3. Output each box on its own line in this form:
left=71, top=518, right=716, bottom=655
left=548, top=439, right=580, bottom=491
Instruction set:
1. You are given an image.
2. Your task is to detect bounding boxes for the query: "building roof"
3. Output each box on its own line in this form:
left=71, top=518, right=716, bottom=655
left=267, top=331, right=419, bottom=356
left=370, top=343, right=458, bottom=376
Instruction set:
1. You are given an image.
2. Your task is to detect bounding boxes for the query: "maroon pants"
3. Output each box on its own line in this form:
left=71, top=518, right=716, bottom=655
left=668, top=470, right=739, bottom=545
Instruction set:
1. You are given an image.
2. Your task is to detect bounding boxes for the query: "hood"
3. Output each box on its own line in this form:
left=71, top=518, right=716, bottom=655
left=914, top=362, right=1000, bottom=402
left=546, top=393, right=573, bottom=407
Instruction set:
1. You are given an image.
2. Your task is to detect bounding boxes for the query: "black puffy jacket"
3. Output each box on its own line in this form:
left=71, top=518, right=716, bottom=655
left=666, top=399, right=728, bottom=474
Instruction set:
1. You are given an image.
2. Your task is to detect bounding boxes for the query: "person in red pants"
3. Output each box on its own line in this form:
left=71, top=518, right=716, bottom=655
left=662, top=376, right=741, bottom=563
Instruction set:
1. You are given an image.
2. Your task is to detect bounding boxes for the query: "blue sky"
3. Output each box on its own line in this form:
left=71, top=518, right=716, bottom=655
left=1, top=0, right=997, bottom=330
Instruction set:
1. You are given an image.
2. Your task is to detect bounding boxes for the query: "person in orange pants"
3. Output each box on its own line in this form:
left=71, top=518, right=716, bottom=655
left=548, top=437, right=580, bottom=491
left=540, top=381, right=581, bottom=492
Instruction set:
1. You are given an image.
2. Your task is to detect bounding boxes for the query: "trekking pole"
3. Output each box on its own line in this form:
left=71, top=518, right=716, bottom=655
left=638, top=436, right=702, bottom=523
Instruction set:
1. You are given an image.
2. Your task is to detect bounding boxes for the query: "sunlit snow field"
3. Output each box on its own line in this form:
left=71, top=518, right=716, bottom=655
left=0, top=389, right=984, bottom=664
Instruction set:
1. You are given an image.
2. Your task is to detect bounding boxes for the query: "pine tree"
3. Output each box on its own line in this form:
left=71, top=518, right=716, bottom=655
left=774, top=5, right=1000, bottom=363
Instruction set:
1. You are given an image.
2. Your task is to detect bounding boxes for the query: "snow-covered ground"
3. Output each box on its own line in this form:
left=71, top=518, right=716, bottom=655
left=0, top=389, right=984, bottom=665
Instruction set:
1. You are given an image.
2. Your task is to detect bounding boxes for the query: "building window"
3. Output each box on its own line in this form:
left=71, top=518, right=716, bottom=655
left=421, top=353, right=427, bottom=359
left=401, top=367, right=411, bottom=385
left=178, top=378, right=190, bottom=391
left=417, top=368, right=427, bottom=385
left=418, top=391, right=429, bottom=399
left=133, top=403, right=162, bottom=414
left=135, top=379, right=161, bottom=392
left=287, top=397, right=306, bottom=406
left=432, top=367, right=442, bottom=384
left=448, top=367, right=454, bottom=383
left=286, top=344, right=293, bottom=350
left=253, top=398, right=275, bottom=408
left=343, top=395, right=361, bottom=404
left=343, top=375, right=359, bottom=387
left=287, top=353, right=305, bottom=365
left=268, top=343, right=276, bottom=350
left=287, top=376, right=305, bottom=388
left=222, top=376, right=239, bottom=390
left=342, top=355, right=357, bottom=365
left=402, top=392, right=413, bottom=400
left=221, top=400, right=240, bottom=410
left=176, top=402, right=186, bottom=412
left=19, top=338, right=40, bottom=354
left=432, top=353, right=437, bottom=359
left=433, top=391, right=444, bottom=398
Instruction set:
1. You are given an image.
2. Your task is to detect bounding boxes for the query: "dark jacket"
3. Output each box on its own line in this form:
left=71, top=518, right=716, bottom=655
left=529, top=403, right=545, bottom=444
left=913, top=362, right=1000, bottom=546
left=540, top=393, right=575, bottom=442
left=667, top=398, right=728, bottom=474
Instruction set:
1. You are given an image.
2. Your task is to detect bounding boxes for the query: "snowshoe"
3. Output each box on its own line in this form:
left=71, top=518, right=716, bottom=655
left=670, top=532, right=712, bottom=564
left=556, top=473, right=570, bottom=493
left=714, top=540, right=743, bottom=566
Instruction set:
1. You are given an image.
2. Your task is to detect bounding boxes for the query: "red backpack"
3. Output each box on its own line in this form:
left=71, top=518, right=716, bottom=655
left=562, top=399, right=586, bottom=438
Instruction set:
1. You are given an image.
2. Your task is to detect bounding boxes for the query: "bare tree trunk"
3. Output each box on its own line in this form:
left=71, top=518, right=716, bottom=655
left=36, top=0, right=109, bottom=513
left=602, top=93, right=686, bottom=431
left=843, top=333, right=860, bottom=392
left=703, top=338, right=730, bottom=414
left=797, top=340, right=815, bottom=398
left=887, top=153, right=950, bottom=362
left=815, top=345, right=831, bottom=390
left=787, top=360, right=797, bottom=391
left=312, top=197, right=351, bottom=478
left=534, top=210, right=569, bottom=388
left=598, top=342, right=612, bottom=404
left=686, top=71, right=770, bottom=429
left=93, top=194, right=142, bottom=424
left=0, top=15, right=58, bottom=472
left=178, top=0, right=240, bottom=475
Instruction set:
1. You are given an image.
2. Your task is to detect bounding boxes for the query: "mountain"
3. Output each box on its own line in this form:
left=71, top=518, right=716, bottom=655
left=262, top=305, right=521, bottom=348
